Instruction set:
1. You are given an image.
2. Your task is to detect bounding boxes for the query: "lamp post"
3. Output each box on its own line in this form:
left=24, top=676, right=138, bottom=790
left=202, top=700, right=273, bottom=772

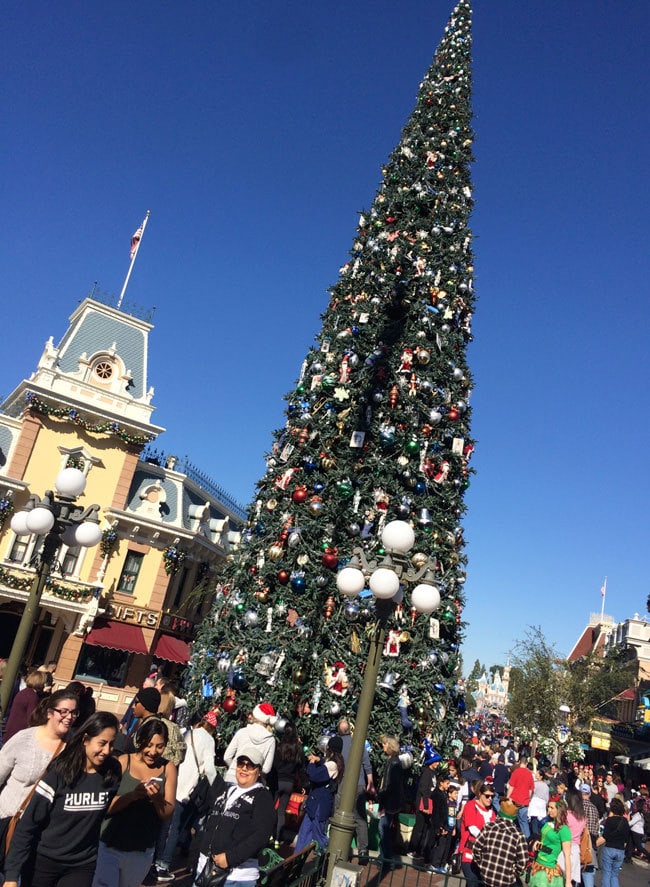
left=325, top=520, right=442, bottom=884
left=0, top=467, right=102, bottom=717
left=555, top=703, right=571, bottom=766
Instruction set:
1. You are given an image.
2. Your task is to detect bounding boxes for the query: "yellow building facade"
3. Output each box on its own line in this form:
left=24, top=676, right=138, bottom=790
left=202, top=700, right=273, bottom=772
left=0, top=296, right=243, bottom=715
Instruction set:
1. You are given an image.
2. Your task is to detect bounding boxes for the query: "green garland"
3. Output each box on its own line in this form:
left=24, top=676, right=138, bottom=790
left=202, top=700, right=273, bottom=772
left=0, top=565, right=94, bottom=603
left=25, top=392, right=154, bottom=447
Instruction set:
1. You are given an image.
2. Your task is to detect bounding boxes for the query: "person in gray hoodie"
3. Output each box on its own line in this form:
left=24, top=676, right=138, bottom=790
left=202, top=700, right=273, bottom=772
left=223, top=702, right=277, bottom=783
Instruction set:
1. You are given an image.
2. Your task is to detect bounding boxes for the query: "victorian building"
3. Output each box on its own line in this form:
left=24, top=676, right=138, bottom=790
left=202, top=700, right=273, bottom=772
left=473, top=664, right=511, bottom=716
left=0, top=295, right=244, bottom=714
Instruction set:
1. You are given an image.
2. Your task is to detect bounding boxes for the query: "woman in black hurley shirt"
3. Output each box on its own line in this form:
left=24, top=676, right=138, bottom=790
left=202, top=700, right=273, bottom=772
left=4, top=711, right=121, bottom=887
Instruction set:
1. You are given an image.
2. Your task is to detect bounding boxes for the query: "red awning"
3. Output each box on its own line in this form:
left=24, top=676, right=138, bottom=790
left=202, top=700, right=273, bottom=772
left=153, top=634, right=191, bottom=664
left=84, top=620, right=148, bottom=655
left=615, top=688, right=636, bottom=701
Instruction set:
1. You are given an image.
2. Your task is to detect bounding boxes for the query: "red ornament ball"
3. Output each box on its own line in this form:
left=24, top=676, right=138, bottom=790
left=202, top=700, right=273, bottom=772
left=322, top=548, right=339, bottom=571
left=222, top=697, right=237, bottom=714
left=277, top=570, right=290, bottom=585
left=291, top=486, right=308, bottom=504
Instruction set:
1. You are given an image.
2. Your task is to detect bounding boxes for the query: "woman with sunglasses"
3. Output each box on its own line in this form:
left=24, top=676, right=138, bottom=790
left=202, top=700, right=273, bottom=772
left=0, top=689, right=79, bottom=821
left=530, top=798, right=571, bottom=887
left=3, top=711, right=121, bottom=887
left=93, top=718, right=177, bottom=887
left=458, top=779, right=496, bottom=887
left=195, top=746, right=275, bottom=887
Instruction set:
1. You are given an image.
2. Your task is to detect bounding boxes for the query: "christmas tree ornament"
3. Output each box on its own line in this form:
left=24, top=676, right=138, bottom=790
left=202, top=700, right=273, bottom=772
left=308, top=497, right=324, bottom=516
left=316, top=574, right=328, bottom=587
left=379, top=671, right=398, bottom=691
left=277, top=570, right=290, bottom=585
left=293, top=667, right=308, bottom=685
left=231, top=671, right=248, bottom=691
left=330, top=702, right=341, bottom=716
left=326, top=661, right=349, bottom=696
left=268, top=544, right=283, bottom=561
left=243, top=609, right=259, bottom=627
left=322, top=547, right=339, bottom=571
left=384, top=628, right=402, bottom=657
left=291, top=486, right=308, bottom=503
left=290, top=572, right=306, bottom=593
left=222, top=695, right=237, bottom=714
left=324, top=596, right=335, bottom=619
left=344, top=600, right=360, bottom=620
left=347, top=522, right=361, bottom=536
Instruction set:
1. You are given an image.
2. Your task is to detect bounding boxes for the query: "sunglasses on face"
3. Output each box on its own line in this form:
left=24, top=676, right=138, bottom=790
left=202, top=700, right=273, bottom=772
left=482, top=792, right=495, bottom=798
left=236, top=760, right=258, bottom=771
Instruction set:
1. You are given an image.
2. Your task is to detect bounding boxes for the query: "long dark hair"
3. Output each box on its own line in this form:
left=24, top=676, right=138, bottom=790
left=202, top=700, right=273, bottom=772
left=134, top=717, right=169, bottom=751
left=325, top=747, right=345, bottom=786
left=30, top=688, right=79, bottom=727
left=50, top=711, right=120, bottom=788
left=276, top=723, right=304, bottom=765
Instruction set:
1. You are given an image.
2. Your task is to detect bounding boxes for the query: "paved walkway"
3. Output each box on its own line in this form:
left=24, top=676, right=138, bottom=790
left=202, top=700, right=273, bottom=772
left=143, top=850, right=650, bottom=886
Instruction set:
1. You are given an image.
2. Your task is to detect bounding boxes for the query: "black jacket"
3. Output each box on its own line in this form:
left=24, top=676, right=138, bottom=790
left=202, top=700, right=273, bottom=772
left=199, top=774, right=276, bottom=868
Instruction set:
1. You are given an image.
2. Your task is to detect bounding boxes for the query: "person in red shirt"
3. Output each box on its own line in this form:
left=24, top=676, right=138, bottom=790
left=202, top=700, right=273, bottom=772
left=458, top=780, right=497, bottom=887
left=507, top=757, right=535, bottom=838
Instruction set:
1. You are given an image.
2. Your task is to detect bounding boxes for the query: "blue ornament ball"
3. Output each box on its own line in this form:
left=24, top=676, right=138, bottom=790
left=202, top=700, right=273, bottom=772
left=291, top=576, right=307, bottom=593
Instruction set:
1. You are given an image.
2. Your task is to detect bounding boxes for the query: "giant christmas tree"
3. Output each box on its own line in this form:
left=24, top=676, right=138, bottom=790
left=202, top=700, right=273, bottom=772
left=188, top=0, right=475, bottom=759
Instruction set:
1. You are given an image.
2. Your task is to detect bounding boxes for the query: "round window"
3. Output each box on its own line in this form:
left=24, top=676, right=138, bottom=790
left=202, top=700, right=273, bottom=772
left=94, top=361, right=113, bottom=380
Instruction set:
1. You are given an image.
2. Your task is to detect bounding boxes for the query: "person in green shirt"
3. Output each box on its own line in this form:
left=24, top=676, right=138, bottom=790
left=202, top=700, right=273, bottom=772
left=530, top=798, right=572, bottom=887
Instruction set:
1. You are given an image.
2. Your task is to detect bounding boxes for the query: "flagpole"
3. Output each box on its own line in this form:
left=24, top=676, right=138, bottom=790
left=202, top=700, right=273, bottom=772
left=117, top=211, right=150, bottom=309
left=600, top=576, right=607, bottom=623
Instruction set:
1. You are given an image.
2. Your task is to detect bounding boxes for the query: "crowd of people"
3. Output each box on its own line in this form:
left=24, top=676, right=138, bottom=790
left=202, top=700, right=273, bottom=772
left=3, top=669, right=650, bottom=887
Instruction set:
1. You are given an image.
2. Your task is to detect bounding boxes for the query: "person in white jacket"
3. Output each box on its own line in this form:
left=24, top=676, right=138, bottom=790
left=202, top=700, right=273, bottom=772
left=223, top=702, right=277, bottom=784
left=154, top=711, right=218, bottom=881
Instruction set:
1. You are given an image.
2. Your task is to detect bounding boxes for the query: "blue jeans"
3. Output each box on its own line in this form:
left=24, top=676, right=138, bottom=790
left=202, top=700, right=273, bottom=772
left=582, top=865, right=595, bottom=887
left=379, top=811, right=397, bottom=862
left=517, top=804, right=530, bottom=838
left=601, top=846, right=625, bottom=887
left=156, top=799, right=184, bottom=870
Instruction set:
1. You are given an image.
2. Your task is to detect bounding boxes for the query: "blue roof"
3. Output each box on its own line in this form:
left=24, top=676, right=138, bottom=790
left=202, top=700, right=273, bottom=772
left=58, top=310, right=146, bottom=398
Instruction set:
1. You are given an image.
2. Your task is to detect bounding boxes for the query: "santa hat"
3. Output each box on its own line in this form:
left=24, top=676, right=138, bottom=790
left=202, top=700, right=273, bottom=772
left=252, top=702, right=277, bottom=726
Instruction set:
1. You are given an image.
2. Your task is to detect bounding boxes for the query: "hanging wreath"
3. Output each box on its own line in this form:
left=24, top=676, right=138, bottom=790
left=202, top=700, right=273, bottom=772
left=163, top=545, right=186, bottom=575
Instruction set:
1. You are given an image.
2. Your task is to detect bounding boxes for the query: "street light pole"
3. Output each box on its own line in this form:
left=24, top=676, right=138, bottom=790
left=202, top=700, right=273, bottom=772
left=325, top=520, right=442, bottom=885
left=0, top=468, right=102, bottom=718
left=326, top=602, right=390, bottom=880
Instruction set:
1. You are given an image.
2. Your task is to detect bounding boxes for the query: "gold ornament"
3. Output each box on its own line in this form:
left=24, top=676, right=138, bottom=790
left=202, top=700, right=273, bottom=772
left=350, top=629, right=361, bottom=653
left=268, top=544, right=283, bottom=561
left=411, top=552, right=429, bottom=569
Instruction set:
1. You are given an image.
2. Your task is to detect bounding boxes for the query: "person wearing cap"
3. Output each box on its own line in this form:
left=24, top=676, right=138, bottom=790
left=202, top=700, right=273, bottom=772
left=121, top=687, right=187, bottom=769
left=295, top=737, right=345, bottom=853
left=223, top=702, right=277, bottom=784
left=196, top=746, right=275, bottom=887
left=473, top=799, right=528, bottom=887
left=154, top=711, right=219, bottom=881
left=408, top=741, right=442, bottom=864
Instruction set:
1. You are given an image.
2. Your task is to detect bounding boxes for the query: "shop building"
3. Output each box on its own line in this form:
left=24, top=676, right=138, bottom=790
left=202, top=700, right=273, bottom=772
left=0, top=295, right=244, bottom=715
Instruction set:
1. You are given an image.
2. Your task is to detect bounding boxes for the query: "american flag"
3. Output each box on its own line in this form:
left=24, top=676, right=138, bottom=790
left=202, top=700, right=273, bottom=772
left=130, top=226, right=143, bottom=260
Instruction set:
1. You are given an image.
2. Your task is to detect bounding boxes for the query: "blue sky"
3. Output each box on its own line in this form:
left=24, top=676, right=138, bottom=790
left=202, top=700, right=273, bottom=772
left=2, top=1, right=649, bottom=674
